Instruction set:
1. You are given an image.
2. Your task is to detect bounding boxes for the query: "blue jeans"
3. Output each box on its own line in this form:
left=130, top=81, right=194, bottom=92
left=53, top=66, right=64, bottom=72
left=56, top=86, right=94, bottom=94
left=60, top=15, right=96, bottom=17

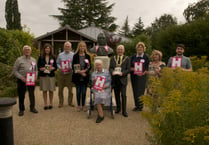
left=76, top=84, right=87, bottom=106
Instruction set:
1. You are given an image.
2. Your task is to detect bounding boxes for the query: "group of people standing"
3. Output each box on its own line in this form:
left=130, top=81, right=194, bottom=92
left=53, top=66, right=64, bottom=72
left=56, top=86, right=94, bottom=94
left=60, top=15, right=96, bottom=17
left=13, top=33, right=192, bottom=123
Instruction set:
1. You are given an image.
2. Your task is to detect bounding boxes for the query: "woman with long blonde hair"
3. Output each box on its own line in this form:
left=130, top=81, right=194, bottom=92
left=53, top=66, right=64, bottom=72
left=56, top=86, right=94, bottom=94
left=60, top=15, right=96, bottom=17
left=72, top=41, right=91, bottom=111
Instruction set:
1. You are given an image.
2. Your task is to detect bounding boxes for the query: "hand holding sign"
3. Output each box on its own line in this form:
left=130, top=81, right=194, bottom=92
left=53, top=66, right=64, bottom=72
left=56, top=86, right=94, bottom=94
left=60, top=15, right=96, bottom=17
left=93, top=76, right=106, bottom=91
left=61, top=59, right=71, bottom=73
left=134, top=62, right=143, bottom=75
left=26, top=72, right=36, bottom=86
left=171, top=57, right=182, bottom=69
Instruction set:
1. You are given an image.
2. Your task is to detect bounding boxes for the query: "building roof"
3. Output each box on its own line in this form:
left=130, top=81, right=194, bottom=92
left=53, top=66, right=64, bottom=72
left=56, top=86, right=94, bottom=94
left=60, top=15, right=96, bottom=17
left=34, top=25, right=97, bottom=42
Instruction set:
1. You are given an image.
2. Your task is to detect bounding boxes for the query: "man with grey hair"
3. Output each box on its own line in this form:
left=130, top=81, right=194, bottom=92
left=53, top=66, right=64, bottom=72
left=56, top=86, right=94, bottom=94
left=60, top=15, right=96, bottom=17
left=13, top=45, right=38, bottom=116
left=56, top=41, right=74, bottom=108
left=109, top=45, right=130, bottom=117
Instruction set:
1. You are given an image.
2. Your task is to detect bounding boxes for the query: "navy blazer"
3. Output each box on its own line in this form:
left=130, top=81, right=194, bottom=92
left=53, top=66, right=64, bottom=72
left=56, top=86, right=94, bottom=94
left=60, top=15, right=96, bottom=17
left=130, top=53, right=150, bottom=76
left=37, top=56, right=57, bottom=77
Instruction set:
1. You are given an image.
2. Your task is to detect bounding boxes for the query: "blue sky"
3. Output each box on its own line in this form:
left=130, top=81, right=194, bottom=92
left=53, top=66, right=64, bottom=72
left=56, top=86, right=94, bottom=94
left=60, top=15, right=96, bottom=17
left=0, top=0, right=198, bottom=37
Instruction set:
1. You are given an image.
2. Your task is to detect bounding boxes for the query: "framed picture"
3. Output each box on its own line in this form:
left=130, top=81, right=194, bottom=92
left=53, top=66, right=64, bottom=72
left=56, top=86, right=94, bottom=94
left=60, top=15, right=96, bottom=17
left=114, top=67, right=122, bottom=75
left=149, top=65, right=156, bottom=75
left=74, top=64, right=80, bottom=73
left=44, top=64, right=51, bottom=74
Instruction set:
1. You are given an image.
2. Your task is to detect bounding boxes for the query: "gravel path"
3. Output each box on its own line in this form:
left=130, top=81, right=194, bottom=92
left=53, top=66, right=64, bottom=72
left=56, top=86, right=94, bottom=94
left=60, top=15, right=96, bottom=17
left=12, top=79, right=150, bottom=145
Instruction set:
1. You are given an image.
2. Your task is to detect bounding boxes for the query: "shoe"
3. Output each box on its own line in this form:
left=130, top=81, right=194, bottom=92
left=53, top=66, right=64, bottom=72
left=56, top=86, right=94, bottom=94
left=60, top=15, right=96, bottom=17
left=44, top=106, right=48, bottom=110
left=30, top=108, right=38, bottom=113
left=115, top=109, right=121, bottom=114
left=48, top=106, right=53, bottom=109
left=96, top=115, right=104, bottom=123
left=132, top=107, right=143, bottom=111
left=18, top=111, right=24, bottom=116
left=69, top=103, right=75, bottom=107
left=137, top=108, right=143, bottom=111
left=82, top=106, right=87, bottom=112
left=132, top=107, right=138, bottom=111
left=122, top=112, right=128, bottom=117
left=77, top=106, right=81, bottom=112
left=58, top=104, right=63, bottom=108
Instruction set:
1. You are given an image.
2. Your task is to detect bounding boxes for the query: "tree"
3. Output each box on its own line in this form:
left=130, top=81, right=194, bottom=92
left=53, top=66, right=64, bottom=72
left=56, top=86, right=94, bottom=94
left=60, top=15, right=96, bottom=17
left=132, top=17, right=144, bottom=37
left=151, top=14, right=177, bottom=32
left=52, top=0, right=117, bottom=31
left=119, top=16, right=131, bottom=37
left=152, top=15, right=209, bottom=62
left=122, top=34, right=152, bottom=56
left=5, top=0, right=22, bottom=30
left=183, top=0, right=209, bottom=23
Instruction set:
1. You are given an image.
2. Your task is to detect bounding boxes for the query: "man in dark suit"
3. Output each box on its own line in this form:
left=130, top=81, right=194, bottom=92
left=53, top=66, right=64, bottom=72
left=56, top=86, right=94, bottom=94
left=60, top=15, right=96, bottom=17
left=109, top=45, right=130, bottom=117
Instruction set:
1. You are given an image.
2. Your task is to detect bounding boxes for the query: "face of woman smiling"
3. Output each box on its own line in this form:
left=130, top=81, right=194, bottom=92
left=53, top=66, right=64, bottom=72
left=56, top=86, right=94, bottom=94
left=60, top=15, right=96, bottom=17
left=45, top=47, right=50, bottom=55
left=152, top=53, right=160, bottom=62
left=136, top=45, right=144, bottom=55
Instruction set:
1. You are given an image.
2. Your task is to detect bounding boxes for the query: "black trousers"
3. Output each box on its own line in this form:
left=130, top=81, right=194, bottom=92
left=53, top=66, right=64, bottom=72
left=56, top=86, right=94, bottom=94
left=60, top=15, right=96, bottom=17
left=130, top=74, right=147, bottom=109
left=113, top=80, right=127, bottom=113
left=17, top=79, right=35, bottom=111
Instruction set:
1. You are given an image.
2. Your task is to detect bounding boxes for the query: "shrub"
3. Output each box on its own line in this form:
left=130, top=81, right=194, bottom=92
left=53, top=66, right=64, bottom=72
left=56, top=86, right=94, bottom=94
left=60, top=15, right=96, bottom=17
left=0, top=62, right=17, bottom=97
left=190, top=56, right=208, bottom=71
left=142, top=67, right=209, bottom=145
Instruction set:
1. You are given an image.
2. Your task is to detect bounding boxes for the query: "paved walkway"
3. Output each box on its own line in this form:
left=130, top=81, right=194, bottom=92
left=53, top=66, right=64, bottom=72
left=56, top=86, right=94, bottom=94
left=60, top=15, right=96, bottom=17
left=12, top=81, right=150, bottom=145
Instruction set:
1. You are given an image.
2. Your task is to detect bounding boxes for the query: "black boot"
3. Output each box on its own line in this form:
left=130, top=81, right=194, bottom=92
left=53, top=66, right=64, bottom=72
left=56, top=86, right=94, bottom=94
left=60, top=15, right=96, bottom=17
left=96, top=115, right=104, bottom=123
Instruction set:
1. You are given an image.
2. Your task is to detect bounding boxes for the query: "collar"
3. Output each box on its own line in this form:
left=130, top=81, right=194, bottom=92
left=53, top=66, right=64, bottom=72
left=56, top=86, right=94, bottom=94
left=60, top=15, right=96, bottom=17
left=136, top=53, right=144, bottom=58
left=96, top=69, right=105, bottom=73
left=23, top=55, right=31, bottom=59
left=176, top=55, right=184, bottom=57
left=118, top=55, right=124, bottom=58
left=64, top=51, right=70, bottom=54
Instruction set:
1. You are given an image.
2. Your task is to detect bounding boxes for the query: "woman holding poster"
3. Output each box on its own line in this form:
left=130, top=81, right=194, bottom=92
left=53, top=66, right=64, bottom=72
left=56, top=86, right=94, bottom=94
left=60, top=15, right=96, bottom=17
left=38, top=43, right=57, bottom=110
left=91, top=59, right=111, bottom=123
left=148, top=50, right=165, bottom=77
left=130, top=42, right=149, bottom=111
left=72, top=41, right=91, bottom=112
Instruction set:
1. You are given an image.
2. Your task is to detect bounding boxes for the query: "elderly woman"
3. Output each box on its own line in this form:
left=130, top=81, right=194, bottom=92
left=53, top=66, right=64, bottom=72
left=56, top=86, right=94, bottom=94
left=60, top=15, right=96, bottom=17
left=130, top=42, right=149, bottom=111
left=91, top=59, right=111, bottom=123
left=147, top=50, right=166, bottom=96
left=148, top=50, right=166, bottom=76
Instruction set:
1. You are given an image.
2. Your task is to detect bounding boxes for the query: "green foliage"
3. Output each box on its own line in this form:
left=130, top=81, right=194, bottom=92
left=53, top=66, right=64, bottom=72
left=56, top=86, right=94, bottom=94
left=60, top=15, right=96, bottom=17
left=142, top=67, right=209, bottom=145
left=0, top=28, right=35, bottom=65
left=122, top=34, right=152, bottom=56
left=190, top=56, right=208, bottom=71
left=0, top=29, right=36, bottom=98
left=152, top=15, right=209, bottom=62
left=183, top=0, right=209, bottom=23
left=119, top=16, right=131, bottom=37
left=151, top=14, right=177, bottom=32
left=132, top=17, right=145, bottom=37
left=5, top=0, right=22, bottom=30
left=0, top=62, right=17, bottom=97
left=53, top=0, right=117, bottom=31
